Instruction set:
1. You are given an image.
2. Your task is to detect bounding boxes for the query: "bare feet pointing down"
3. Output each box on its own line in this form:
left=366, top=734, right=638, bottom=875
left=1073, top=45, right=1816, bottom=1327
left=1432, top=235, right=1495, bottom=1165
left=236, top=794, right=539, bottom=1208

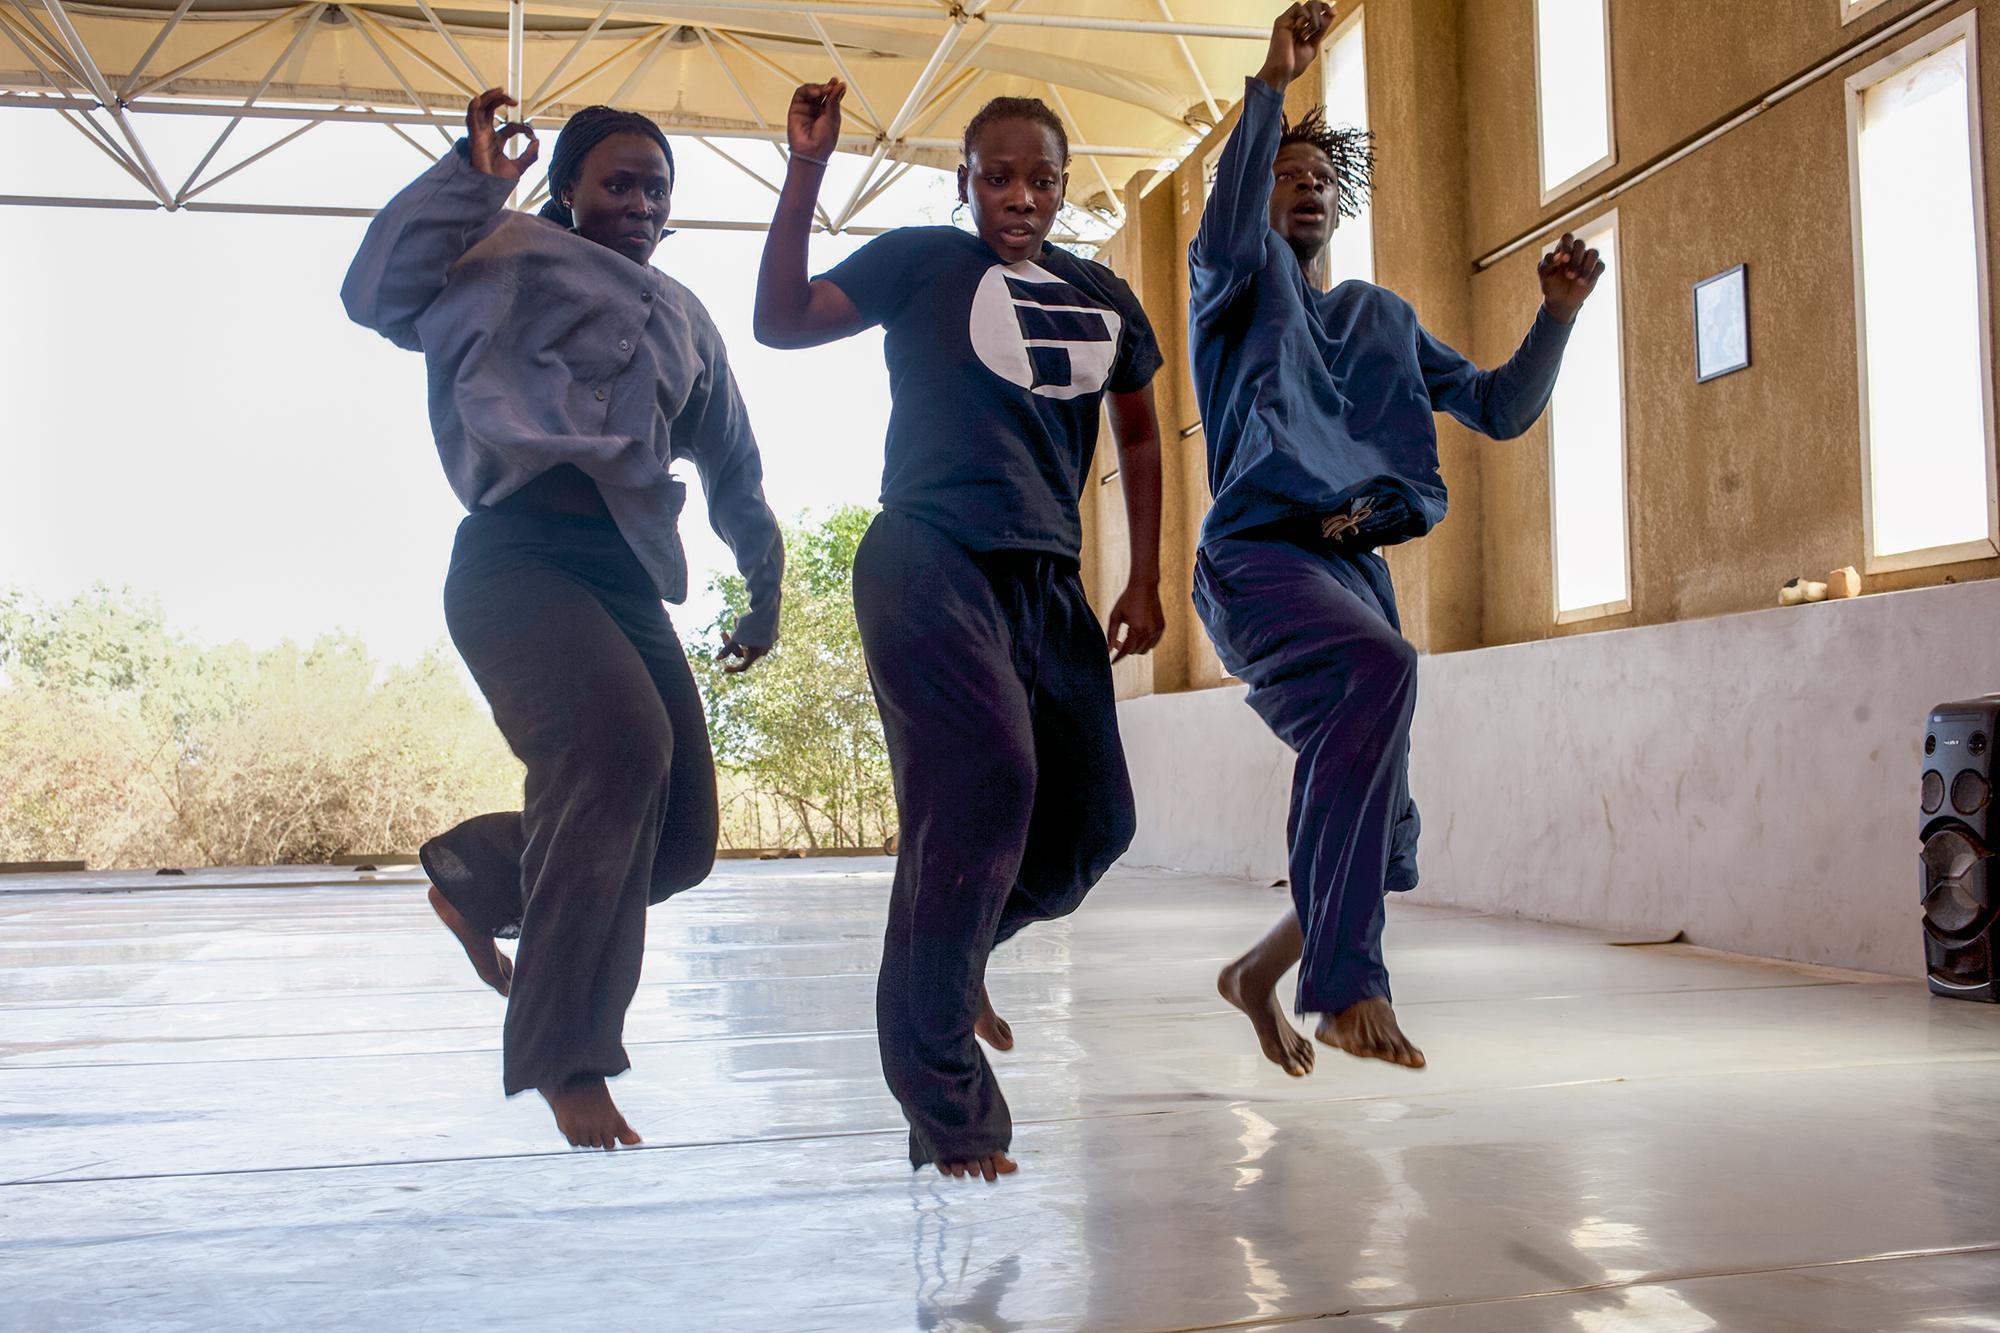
left=974, top=984, right=1014, bottom=1051
left=428, top=885, right=514, bottom=997
left=544, top=1075, right=642, bottom=1150
left=936, top=1152, right=1019, bottom=1183
left=1217, top=959, right=1315, bottom=1077
left=1316, top=996, right=1426, bottom=1069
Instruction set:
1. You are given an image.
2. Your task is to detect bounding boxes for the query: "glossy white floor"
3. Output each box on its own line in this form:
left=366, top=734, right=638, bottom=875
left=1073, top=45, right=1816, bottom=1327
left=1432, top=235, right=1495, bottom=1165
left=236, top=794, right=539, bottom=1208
left=3, top=859, right=1997, bottom=1332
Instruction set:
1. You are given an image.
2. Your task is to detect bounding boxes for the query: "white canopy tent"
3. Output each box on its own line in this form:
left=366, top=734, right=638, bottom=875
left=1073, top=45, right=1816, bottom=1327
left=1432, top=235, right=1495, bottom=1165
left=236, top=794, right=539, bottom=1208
left=0, top=0, right=1264, bottom=232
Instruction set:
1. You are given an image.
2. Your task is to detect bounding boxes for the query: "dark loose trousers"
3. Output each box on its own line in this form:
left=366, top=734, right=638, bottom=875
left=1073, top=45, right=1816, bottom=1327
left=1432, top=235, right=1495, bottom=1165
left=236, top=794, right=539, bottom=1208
left=854, top=510, right=1136, bottom=1166
left=421, top=509, right=718, bottom=1097
left=1193, top=535, right=1421, bottom=1017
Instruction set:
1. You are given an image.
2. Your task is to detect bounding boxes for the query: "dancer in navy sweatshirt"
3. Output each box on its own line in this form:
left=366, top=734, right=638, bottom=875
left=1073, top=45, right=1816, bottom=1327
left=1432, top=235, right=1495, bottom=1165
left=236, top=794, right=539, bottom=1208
left=1191, top=3, right=1604, bottom=1076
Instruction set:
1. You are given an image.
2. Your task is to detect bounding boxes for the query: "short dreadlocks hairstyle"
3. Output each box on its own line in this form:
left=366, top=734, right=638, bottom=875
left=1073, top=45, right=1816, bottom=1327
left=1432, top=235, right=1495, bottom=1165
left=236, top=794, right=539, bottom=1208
left=1278, top=107, right=1375, bottom=220
left=962, top=96, right=1070, bottom=164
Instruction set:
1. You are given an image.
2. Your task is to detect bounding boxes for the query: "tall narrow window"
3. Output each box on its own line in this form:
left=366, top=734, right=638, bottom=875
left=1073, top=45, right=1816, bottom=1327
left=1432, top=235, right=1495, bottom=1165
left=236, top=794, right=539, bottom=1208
left=1848, top=15, right=1997, bottom=571
left=1548, top=213, right=1629, bottom=621
left=1321, top=6, right=1373, bottom=287
left=1534, top=0, right=1615, bottom=201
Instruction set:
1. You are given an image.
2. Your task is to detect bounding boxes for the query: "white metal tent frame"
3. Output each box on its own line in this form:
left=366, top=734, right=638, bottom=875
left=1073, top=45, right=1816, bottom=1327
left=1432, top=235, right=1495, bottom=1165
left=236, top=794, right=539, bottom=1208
left=0, top=0, right=1260, bottom=233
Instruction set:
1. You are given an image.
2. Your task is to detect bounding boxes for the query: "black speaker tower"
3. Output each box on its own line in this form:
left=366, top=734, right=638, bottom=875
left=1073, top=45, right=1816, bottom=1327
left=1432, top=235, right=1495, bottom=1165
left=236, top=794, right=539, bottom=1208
left=1922, top=697, right=2000, bottom=1001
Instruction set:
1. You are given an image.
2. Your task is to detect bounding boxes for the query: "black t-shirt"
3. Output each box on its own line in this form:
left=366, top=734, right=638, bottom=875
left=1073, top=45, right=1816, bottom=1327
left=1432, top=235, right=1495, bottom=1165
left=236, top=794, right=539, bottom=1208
left=819, top=227, right=1162, bottom=558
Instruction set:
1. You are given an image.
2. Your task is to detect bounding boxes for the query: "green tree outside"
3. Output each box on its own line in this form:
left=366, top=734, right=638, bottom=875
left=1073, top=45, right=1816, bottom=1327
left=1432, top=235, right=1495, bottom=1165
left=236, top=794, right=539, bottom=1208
left=693, top=505, right=895, bottom=851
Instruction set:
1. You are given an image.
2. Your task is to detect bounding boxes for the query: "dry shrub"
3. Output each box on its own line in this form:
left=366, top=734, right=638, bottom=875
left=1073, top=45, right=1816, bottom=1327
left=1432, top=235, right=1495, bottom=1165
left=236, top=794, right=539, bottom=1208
left=0, top=587, right=521, bottom=868
left=166, top=641, right=522, bottom=865
left=0, top=685, right=178, bottom=867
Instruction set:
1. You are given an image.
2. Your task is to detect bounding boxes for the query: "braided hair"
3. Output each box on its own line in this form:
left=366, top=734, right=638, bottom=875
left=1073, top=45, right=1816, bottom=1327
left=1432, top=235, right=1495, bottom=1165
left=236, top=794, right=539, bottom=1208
left=537, top=106, right=675, bottom=228
left=961, top=96, right=1070, bottom=164
left=1278, top=108, right=1374, bottom=219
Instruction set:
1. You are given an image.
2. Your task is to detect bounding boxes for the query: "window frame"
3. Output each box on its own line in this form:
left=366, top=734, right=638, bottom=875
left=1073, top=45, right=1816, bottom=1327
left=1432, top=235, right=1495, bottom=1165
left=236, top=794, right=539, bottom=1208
left=1547, top=210, right=1633, bottom=626
left=1319, top=3, right=1375, bottom=288
left=1534, top=0, right=1619, bottom=205
left=1844, top=11, right=1999, bottom=575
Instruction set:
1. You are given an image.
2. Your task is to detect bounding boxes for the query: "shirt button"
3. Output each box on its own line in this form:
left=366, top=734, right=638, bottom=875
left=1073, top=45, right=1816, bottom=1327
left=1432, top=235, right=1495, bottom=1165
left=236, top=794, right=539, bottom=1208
left=619, top=339, right=630, bottom=351
left=594, top=389, right=606, bottom=401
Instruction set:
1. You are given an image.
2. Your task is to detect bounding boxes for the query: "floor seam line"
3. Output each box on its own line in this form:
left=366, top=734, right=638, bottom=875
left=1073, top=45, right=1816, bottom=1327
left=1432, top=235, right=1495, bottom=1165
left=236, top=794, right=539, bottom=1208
left=0, top=973, right=1881, bottom=1019
left=11, top=1052, right=2000, bottom=1187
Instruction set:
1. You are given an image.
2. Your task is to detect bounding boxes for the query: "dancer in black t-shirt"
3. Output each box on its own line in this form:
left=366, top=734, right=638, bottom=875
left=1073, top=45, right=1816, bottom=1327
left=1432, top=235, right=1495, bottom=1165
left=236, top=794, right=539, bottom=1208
left=756, top=80, right=1166, bottom=1182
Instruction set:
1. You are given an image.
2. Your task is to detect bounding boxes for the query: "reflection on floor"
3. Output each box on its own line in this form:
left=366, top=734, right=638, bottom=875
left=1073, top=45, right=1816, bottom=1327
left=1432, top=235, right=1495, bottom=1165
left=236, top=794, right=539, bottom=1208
left=3, top=859, right=1998, bottom=1332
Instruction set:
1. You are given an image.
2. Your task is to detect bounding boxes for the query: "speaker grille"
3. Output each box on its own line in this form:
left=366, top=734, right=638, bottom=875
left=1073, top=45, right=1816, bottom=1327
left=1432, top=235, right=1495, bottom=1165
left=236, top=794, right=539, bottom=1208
left=1953, top=770, right=1991, bottom=815
left=1925, top=880, right=1988, bottom=936
left=1924, top=769, right=1946, bottom=813
left=1935, top=933, right=1993, bottom=985
left=1923, top=826, right=1985, bottom=882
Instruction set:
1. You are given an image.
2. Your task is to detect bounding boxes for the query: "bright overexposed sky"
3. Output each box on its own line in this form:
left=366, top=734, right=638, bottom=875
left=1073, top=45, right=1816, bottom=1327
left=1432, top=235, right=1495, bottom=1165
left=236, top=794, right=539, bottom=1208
left=0, top=103, right=987, bottom=665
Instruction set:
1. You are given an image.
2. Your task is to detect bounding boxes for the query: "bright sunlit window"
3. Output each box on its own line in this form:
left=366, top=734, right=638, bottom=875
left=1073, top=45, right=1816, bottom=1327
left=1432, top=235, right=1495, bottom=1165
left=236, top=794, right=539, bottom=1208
left=1535, top=0, right=1616, bottom=200
left=1548, top=213, right=1629, bottom=621
left=1848, top=17, right=1998, bottom=571
left=1321, top=6, right=1373, bottom=288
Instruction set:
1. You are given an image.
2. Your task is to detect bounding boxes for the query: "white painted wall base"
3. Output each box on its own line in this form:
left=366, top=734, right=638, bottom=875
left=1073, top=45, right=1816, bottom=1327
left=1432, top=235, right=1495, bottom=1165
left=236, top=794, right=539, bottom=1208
left=1119, top=580, right=2000, bottom=978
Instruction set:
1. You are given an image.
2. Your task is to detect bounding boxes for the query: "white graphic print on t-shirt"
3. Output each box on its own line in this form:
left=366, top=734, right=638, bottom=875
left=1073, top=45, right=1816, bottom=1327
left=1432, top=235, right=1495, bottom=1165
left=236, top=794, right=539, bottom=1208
left=968, top=258, right=1124, bottom=402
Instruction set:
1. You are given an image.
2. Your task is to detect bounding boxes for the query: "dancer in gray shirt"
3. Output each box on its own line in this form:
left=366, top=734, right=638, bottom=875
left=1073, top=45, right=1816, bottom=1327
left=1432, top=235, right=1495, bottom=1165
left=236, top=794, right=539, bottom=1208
left=343, top=88, right=783, bottom=1149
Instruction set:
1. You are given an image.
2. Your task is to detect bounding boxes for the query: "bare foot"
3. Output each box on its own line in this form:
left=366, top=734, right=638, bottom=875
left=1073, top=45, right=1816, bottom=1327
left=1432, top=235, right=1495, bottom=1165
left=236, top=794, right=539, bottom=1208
left=936, top=1152, right=1019, bottom=1183
left=975, top=985, right=1014, bottom=1051
left=1218, top=959, right=1314, bottom=1077
left=543, top=1075, right=642, bottom=1150
left=1316, top=997, right=1426, bottom=1069
left=428, top=885, right=513, bottom=996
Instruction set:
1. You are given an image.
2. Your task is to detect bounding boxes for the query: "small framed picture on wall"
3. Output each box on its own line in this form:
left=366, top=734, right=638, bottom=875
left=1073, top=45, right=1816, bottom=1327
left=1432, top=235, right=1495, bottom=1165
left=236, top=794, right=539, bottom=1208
left=1694, top=264, right=1750, bottom=383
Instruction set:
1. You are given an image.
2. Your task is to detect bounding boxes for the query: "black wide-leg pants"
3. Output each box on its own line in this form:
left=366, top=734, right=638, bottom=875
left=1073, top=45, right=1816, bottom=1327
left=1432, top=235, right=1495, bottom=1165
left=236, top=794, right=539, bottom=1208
left=421, top=510, right=717, bottom=1098
left=854, top=510, right=1136, bottom=1167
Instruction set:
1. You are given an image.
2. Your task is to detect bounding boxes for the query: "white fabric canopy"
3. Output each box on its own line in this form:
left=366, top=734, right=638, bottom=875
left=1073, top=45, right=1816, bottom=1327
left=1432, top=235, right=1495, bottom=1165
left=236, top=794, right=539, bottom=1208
left=0, top=0, right=1265, bottom=226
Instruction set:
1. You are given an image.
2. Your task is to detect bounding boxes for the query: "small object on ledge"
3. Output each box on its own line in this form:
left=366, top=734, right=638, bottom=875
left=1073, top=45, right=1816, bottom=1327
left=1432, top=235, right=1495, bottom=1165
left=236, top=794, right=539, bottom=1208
left=1780, top=577, right=1828, bottom=606
left=1780, top=571, right=1854, bottom=606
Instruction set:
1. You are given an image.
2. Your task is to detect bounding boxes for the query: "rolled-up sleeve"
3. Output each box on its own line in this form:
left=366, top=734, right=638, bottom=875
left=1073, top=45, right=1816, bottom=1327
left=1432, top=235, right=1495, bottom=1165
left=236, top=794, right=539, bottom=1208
left=341, top=141, right=513, bottom=351
left=676, top=324, right=785, bottom=648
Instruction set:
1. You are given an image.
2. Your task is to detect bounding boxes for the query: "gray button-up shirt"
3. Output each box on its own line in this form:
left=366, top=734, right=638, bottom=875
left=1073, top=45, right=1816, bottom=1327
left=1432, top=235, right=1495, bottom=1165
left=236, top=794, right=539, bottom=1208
left=341, top=143, right=783, bottom=646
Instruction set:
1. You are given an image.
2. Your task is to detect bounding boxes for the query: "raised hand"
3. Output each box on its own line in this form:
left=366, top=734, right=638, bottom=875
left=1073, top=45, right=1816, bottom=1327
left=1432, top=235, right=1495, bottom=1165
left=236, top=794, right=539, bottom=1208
left=787, top=80, right=846, bottom=167
left=1257, top=2, right=1336, bottom=92
left=464, top=87, right=539, bottom=182
left=1538, top=232, right=1605, bottom=323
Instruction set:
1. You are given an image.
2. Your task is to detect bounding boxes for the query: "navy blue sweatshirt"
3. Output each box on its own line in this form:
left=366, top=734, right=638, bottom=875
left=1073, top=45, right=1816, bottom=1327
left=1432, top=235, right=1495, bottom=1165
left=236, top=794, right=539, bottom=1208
left=1189, top=76, right=1575, bottom=549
